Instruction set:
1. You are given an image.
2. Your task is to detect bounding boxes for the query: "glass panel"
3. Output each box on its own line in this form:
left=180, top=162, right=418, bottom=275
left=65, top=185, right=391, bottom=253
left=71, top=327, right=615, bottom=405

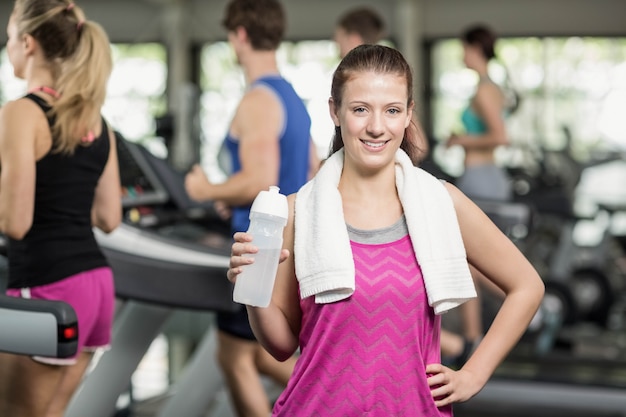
left=430, top=36, right=626, bottom=173
left=198, top=40, right=340, bottom=182
left=1, top=43, right=167, bottom=147
left=0, top=49, right=27, bottom=103
left=431, top=36, right=626, bottom=374
left=104, top=43, right=167, bottom=145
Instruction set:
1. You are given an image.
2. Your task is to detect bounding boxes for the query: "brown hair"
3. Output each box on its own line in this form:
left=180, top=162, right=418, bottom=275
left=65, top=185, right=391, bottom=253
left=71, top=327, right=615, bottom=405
left=222, top=0, right=285, bottom=51
left=13, top=0, right=113, bottom=154
left=329, top=44, right=423, bottom=164
left=463, top=24, right=522, bottom=114
left=336, top=7, right=385, bottom=45
left=462, top=24, right=497, bottom=60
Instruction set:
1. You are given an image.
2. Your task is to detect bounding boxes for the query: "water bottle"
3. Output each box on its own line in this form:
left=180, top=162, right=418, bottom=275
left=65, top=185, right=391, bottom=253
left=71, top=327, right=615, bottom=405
left=233, top=186, right=288, bottom=307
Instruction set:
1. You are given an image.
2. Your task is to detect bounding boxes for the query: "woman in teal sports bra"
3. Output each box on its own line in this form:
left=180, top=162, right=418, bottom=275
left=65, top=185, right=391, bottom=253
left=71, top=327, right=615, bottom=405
left=443, top=24, right=514, bottom=367
left=446, top=24, right=512, bottom=202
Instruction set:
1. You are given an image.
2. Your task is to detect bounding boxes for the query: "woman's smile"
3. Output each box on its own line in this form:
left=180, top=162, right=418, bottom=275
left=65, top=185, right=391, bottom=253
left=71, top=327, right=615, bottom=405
left=360, top=139, right=390, bottom=150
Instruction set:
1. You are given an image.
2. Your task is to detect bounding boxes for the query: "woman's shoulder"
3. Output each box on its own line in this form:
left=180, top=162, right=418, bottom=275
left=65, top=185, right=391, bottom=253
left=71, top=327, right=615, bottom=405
left=0, top=97, right=48, bottom=135
left=1, top=95, right=45, bottom=115
left=441, top=180, right=466, bottom=210
left=473, top=81, right=505, bottom=109
left=475, top=79, right=503, bottom=97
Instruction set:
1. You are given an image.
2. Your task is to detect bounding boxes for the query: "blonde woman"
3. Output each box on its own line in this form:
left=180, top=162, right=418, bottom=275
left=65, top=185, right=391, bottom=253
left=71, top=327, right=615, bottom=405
left=0, top=1, right=121, bottom=416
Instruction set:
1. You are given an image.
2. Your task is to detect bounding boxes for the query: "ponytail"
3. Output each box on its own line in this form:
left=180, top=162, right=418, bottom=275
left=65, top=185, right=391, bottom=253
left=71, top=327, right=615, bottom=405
left=53, top=20, right=112, bottom=154
left=12, top=0, right=113, bottom=154
left=499, top=59, right=521, bottom=115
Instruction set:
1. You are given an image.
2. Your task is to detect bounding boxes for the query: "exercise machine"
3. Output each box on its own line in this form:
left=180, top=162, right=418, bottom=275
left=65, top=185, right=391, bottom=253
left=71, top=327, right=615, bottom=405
left=0, top=237, right=79, bottom=359
left=66, top=135, right=237, bottom=417
left=0, top=293, right=78, bottom=358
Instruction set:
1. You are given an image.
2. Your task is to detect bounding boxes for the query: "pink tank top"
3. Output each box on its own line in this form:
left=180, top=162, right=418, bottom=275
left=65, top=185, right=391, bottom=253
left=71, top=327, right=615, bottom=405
left=272, top=225, right=453, bottom=416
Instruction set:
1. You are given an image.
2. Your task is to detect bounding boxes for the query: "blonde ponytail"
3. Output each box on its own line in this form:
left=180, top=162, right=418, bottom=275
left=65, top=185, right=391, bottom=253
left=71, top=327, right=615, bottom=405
left=53, top=20, right=113, bottom=154
left=12, top=0, right=113, bottom=154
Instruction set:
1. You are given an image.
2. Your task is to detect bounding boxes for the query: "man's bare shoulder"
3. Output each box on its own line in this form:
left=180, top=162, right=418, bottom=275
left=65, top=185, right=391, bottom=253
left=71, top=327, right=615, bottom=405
left=238, top=84, right=281, bottom=112
left=232, top=85, right=283, bottom=135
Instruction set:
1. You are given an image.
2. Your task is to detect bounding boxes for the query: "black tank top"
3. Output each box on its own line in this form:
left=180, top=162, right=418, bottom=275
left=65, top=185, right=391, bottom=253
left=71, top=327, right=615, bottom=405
left=7, top=94, right=110, bottom=288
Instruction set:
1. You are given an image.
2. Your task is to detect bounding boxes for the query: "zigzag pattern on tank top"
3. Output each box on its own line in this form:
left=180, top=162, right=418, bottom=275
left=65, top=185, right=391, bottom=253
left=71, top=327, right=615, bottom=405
left=273, top=235, right=452, bottom=417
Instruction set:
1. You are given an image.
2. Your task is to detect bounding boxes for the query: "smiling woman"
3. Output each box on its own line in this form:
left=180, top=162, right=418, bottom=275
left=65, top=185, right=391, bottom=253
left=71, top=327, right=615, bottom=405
left=328, top=46, right=422, bottom=167
left=329, top=70, right=414, bottom=175
left=226, top=44, right=544, bottom=417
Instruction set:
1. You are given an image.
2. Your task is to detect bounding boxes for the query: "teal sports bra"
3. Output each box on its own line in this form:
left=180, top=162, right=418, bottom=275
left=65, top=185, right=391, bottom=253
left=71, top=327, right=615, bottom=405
left=462, top=77, right=511, bottom=135
left=461, top=106, right=487, bottom=134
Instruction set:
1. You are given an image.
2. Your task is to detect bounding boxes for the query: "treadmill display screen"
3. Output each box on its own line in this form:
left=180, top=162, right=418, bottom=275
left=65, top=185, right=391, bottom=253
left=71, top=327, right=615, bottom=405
left=116, top=134, right=168, bottom=208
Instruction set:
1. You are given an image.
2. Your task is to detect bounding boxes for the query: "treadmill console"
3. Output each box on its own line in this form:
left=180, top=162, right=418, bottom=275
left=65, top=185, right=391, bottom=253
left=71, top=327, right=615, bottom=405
left=115, top=134, right=230, bottom=238
left=117, top=133, right=169, bottom=209
left=101, top=133, right=236, bottom=312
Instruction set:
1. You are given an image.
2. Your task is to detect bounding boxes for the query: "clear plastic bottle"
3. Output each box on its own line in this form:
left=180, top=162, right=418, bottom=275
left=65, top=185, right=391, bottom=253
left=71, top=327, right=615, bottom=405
left=233, top=186, right=288, bottom=307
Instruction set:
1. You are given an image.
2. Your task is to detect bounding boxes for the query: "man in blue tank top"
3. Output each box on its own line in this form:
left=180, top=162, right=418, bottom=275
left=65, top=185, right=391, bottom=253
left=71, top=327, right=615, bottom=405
left=184, top=1, right=318, bottom=416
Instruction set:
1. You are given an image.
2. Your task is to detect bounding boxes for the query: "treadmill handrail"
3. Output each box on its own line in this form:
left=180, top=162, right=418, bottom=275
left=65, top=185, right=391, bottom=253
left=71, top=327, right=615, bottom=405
left=94, top=223, right=230, bottom=268
left=0, top=294, right=78, bottom=358
left=0, top=294, right=76, bottom=324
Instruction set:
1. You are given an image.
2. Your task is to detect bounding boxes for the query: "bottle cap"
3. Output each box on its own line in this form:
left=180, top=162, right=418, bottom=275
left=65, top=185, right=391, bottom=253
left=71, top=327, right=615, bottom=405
left=249, top=186, right=288, bottom=219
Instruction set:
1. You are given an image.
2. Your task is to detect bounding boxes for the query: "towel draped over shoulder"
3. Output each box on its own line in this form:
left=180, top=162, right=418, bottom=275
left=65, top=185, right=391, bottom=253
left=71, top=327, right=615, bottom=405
left=294, top=148, right=476, bottom=315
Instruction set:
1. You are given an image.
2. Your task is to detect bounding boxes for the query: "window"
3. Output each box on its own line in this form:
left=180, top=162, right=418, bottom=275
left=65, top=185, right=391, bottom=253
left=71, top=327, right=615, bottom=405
left=0, top=43, right=167, bottom=146
left=104, top=43, right=167, bottom=144
left=198, top=40, right=340, bottom=182
left=0, top=49, right=26, bottom=103
left=430, top=37, right=626, bottom=175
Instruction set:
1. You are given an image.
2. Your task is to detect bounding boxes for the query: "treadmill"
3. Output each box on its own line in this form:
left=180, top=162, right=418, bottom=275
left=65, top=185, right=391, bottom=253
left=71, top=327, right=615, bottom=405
left=0, top=235, right=79, bottom=359
left=0, top=294, right=78, bottom=359
left=66, top=135, right=239, bottom=417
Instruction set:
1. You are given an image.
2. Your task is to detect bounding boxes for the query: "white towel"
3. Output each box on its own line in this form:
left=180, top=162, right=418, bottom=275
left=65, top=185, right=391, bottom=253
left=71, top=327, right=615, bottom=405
left=294, top=148, right=476, bottom=315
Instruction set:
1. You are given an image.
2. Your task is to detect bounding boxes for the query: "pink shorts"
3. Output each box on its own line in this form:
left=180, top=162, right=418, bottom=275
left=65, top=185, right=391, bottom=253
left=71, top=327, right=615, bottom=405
left=6, top=267, right=115, bottom=365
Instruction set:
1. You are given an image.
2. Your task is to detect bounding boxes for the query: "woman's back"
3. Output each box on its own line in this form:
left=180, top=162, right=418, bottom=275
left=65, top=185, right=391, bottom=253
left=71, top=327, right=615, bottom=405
left=7, top=94, right=111, bottom=289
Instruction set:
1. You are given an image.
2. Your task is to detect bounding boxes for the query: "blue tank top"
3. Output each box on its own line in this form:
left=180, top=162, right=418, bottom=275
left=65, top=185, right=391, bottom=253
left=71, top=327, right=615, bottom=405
left=224, top=75, right=311, bottom=233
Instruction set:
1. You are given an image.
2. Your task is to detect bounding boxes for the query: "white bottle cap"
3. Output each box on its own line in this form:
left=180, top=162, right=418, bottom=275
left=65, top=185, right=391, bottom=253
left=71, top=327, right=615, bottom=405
left=249, top=186, right=288, bottom=219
